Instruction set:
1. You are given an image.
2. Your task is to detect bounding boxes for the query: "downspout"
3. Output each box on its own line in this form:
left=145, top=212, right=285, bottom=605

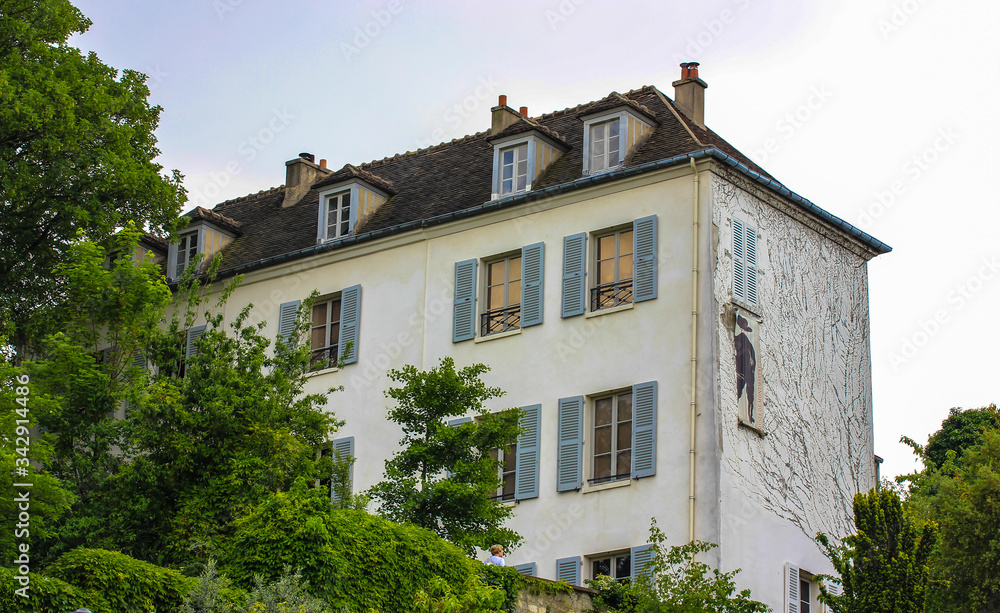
left=688, top=156, right=700, bottom=543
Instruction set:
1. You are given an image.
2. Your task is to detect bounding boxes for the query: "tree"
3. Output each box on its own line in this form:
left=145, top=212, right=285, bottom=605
left=0, top=0, right=185, bottom=359
left=906, top=425, right=1000, bottom=612
left=815, top=488, right=936, bottom=613
left=369, top=358, right=522, bottom=555
left=924, top=405, right=998, bottom=469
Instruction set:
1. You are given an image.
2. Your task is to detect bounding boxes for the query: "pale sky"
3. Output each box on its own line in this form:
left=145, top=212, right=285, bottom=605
left=69, top=0, right=999, bottom=480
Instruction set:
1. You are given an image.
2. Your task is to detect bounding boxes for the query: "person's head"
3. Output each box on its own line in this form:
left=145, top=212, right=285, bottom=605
left=489, top=544, right=504, bottom=556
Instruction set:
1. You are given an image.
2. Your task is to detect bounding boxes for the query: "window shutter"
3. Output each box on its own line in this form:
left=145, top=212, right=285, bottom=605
left=555, top=556, right=580, bottom=585
left=513, top=562, right=536, bottom=577
left=521, top=242, right=545, bottom=327
left=630, top=544, right=656, bottom=579
left=633, top=215, right=658, bottom=302
left=515, top=404, right=541, bottom=500
left=330, top=436, right=355, bottom=504
left=446, top=417, right=472, bottom=478
left=631, top=381, right=658, bottom=478
left=746, top=224, right=758, bottom=305
left=340, top=285, right=361, bottom=364
left=785, top=563, right=800, bottom=613
left=825, top=580, right=841, bottom=597
left=733, top=218, right=746, bottom=302
left=453, top=259, right=478, bottom=342
left=557, top=396, right=584, bottom=491
left=561, top=233, right=586, bottom=317
left=277, top=300, right=301, bottom=342
left=186, top=325, right=206, bottom=358
left=131, top=350, right=146, bottom=370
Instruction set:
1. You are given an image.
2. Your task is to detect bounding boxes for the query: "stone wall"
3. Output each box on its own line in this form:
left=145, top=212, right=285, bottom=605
left=514, top=580, right=596, bottom=613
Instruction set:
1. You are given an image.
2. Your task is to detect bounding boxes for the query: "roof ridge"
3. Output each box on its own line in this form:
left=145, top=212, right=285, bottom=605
left=213, top=185, right=285, bottom=209
left=360, top=130, right=491, bottom=169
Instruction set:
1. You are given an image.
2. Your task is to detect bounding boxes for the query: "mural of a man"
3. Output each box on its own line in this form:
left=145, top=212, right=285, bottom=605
left=735, top=313, right=757, bottom=424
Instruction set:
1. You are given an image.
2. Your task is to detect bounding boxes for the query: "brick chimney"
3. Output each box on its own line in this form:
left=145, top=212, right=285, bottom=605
left=283, top=152, right=332, bottom=208
left=672, top=62, right=708, bottom=129
left=491, top=95, right=523, bottom=135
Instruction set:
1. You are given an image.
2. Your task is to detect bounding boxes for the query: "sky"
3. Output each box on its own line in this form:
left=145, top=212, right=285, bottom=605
left=68, top=0, right=999, bottom=480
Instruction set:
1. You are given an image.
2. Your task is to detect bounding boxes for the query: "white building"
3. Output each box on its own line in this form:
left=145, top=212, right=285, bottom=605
left=160, top=64, right=889, bottom=612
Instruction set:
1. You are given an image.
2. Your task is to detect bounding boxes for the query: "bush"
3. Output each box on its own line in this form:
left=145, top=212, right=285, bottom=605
left=221, top=479, right=479, bottom=612
left=0, top=566, right=99, bottom=613
left=44, top=547, right=195, bottom=612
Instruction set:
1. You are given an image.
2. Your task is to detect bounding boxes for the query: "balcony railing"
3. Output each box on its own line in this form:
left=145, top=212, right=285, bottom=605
left=481, top=305, right=521, bottom=336
left=590, top=279, right=633, bottom=311
left=588, top=473, right=631, bottom=485
left=310, top=345, right=339, bottom=370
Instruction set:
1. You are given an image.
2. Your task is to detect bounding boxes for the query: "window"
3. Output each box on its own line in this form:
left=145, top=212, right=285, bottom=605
left=732, top=217, right=758, bottom=306
left=325, top=191, right=352, bottom=240
left=800, top=578, right=811, bottom=613
left=588, top=119, right=621, bottom=174
left=592, top=228, right=634, bottom=311
left=499, top=143, right=528, bottom=195
left=561, top=216, right=656, bottom=318
left=592, top=391, right=632, bottom=484
left=175, top=231, right=198, bottom=279
left=787, top=564, right=834, bottom=613
left=483, top=254, right=522, bottom=336
left=489, top=443, right=517, bottom=501
left=453, top=243, right=543, bottom=343
left=591, top=552, right=631, bottom=581
left=310, top=296, right=342, bottom=370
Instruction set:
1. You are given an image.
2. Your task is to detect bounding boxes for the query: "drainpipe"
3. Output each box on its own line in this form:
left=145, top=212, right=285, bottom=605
left=688, top=156, right=700, bottom=543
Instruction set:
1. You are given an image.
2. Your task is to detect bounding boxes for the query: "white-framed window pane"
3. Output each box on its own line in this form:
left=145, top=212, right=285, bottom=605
left=310, top=297, right=342, bottom=368
left=482, top=254, right=522, bottom=335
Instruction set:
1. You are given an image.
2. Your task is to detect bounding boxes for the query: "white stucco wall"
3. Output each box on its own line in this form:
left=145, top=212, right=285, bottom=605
left=709, top=169, right=877, bottom=610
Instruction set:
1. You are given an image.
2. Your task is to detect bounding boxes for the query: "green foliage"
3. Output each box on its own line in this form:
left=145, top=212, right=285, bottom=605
left=413, top=574, right=506, bottom=613
left=44, top=547, right=195, bottom=612
left=588, top=575, right=640, bottom=612
left=244, top=566, right=333, bottom=613
left=0, top=566, right=98, bottom=613
left=178, top=558, right=246, bottom=613
left=0, top=0, right=185, bottom=358
left=369, top=357, right=523, bottom=554
left=479, top=565, right=528, bottom=612
left=221, top=479, right=480, bottom=612
left=906, top=425, right=1000, bottom=612
left=815, top=488, right=936, bottom=613
left=924, top=404, right=999, bottom=469
left=597, top=519, right=769, bottom=613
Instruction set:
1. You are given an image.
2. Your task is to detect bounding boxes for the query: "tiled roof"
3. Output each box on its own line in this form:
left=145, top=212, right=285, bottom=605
left=185, top=206, right=243, bottom=235
left=487, top=116, right=569, bottom=147
left=199, top=84, right=883, bottom=277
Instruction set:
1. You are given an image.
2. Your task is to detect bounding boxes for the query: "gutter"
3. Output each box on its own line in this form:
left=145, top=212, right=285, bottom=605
left=688, top=157, right=700, bottom=543
left=211, top=148, right=891, bottom=281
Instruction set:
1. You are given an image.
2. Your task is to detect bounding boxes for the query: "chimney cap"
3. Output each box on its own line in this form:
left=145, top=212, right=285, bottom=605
left=298, top=152, right=315, bottom=163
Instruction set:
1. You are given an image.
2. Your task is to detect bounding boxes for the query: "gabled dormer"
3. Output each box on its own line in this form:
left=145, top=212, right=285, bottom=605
left=314, top=164, right=394, bottom=243
left=166, top=207, right=241, bottom=281
left=488, top=97, right=567, bottom=200
left=578, top=93, right=658, bottom=176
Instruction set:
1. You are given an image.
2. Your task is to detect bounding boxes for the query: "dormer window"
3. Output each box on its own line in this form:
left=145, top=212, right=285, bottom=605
left=166, top=209, right=241, bottom=282
left=317, top=180, right=389, bottom=243
left=175, top=231, right=199, bottom=279
left=581, top=106, right=655, bottom=176
left=490, top=133, right=565, bottom=200
left=324, top=191, right=352, bottom=240
left=500, top=143, right=529, bottom=196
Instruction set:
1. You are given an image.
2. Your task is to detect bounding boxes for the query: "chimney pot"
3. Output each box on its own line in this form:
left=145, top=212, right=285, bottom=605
left=498, top=94, right=507, bottom=106
left=319, top=158, right=327, bottom=168
left=519, top=106, right=528, bottom=117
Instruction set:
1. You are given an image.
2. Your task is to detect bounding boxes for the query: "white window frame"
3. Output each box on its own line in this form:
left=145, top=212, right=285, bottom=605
left=499, top=143, right=529, bottom=197
left=491, top=135, right=536, bottom=200
left=167, top=225, right=205, bottom=282
left=309, top=293, right=343, bottom=370
left=587, top=550, right=632, bottom=581
left=317, top=180, right=390, bottom=243
left=480, top=251, right=523, bottom=337
left=489, top=441, right=518, bottom=502
left=589, top=390, right=633, bottom=485
left=591, top=226, right=635, bottom=311
left=581, top=108, right=652, bottom=176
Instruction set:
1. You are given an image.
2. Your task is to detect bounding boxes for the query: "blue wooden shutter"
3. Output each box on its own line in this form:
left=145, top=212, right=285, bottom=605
left=515, top=404, right=541, bottom=500
left=453, top=259, right=478, bottom=342
left=340, top=285, right=361, bottom=364
left=330, top=436, right=355, bottom=504
left=631, top=544, right=656, bottom=579
left=785, top=563, right=800, bottom=613
left=277, top=300, right=301, bottom=342
left=557, top=396, right=584, bottom=491
left=733, top=218, right=746, bottom=302
left=186, top=325, right=206, bottom=358
left=513, top=562, right=536, bottom=577
left=633, top=215, right=658, bottom=302
left=561, top=233, right=586, bottom=317
left=521, top=242, right=544, bottom=327
left=555, top=556, right=580, bottom=585
left=631, top=381, right=657, bottom=478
